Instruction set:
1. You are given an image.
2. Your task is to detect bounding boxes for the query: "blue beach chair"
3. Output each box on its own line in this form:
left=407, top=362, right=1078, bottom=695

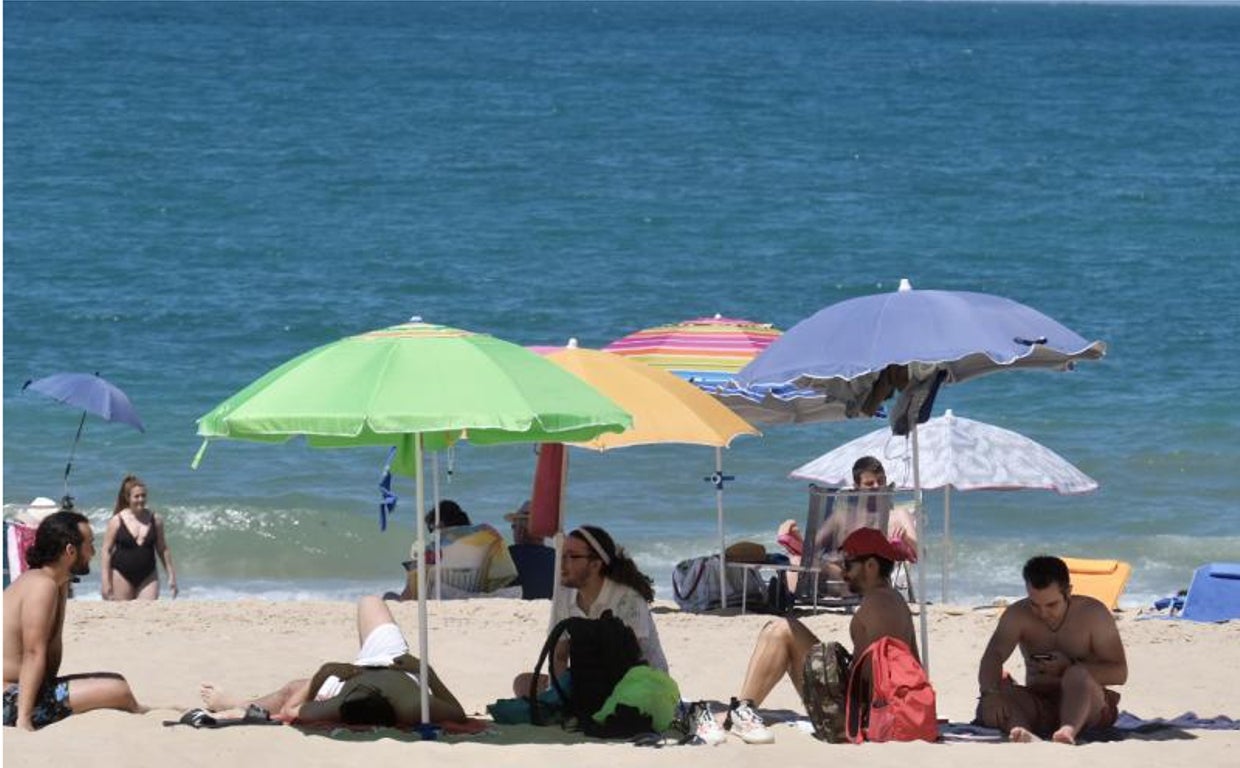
left=1179, top=563, right=1240, bottom=623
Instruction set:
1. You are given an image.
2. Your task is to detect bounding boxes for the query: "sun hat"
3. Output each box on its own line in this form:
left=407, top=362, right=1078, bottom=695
left=15, top=497, right=61, bottom=527
left=502, top=500, right=532, bottom=523
left=841, top=527, right=908, bottom=563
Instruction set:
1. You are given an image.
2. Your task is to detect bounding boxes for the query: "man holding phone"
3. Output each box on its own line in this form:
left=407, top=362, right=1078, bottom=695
left=975, top=556, right=1127, bottom=744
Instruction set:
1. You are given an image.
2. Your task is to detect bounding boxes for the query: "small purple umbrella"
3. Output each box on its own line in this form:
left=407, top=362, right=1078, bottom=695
left=22, top=372, right=145, bottom=504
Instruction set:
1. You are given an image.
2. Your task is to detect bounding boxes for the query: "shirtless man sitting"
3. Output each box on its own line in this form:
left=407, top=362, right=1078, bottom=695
left=4, top=511, right=146, bottom=730
left=720, top=527, right=919, bottom=744
left=976, top=555, right=1127, bottom=744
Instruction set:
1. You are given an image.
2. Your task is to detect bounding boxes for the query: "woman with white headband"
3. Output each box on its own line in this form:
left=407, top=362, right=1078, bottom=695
left=513, top=525, right=668, bottom=696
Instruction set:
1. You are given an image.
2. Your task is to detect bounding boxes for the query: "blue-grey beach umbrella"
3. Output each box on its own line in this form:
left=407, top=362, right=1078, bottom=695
left=22, top=372, right=145, bottom=505
left=736, top=279, right=1106, bottom=669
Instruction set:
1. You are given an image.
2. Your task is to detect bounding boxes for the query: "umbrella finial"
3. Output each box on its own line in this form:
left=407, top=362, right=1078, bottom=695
left=567, top=338, right=579, bottom=349
left=409, top=315, right=423, bottom=323
left=944, top=408, right=954, bottom=419
left=899, top=278, right=913, bottom=292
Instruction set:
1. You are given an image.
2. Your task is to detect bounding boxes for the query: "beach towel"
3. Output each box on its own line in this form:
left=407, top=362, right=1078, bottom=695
left=941, top=712, right=1238, bottom=743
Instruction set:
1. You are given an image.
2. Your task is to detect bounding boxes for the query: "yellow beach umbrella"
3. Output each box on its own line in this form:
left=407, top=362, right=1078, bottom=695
left=538, top=341, right=760, bottom=605
left=543, top=344, right=759, bottom=451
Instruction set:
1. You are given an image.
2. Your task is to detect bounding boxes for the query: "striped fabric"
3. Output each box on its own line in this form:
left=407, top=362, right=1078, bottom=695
left=604, top=316, right=781, bottom=386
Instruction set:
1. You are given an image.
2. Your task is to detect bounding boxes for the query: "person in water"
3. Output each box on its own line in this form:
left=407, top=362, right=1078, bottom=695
left=101, top=475, right=178, bottom=600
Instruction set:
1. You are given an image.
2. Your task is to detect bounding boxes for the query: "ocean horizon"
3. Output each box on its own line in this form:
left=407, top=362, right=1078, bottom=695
left=5, top=1, right=1238, bottom=608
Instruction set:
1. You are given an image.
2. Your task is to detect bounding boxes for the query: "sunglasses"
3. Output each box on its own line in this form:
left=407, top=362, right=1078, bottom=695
left=563, top=554, right=597, bottom=561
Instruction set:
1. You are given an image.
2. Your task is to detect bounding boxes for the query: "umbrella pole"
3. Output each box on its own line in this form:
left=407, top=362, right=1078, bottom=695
left=942, top=486, right=952, bottom=604
left=715, top=447, right=727, bottom=611
left=62, top=411, right=88, bottom=502
left=414, top=435, right=431, bottom=726
left=432, top=452, right=442, bottom=603
left=912, top=423, right=930, bottom=673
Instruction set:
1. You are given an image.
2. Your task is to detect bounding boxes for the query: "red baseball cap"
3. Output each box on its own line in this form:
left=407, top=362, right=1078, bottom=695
left=842, top=527, right=909, bottom=563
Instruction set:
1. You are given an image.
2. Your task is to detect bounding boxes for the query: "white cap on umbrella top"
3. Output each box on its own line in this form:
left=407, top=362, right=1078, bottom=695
left=899, top=278, right=913, bottom=292
left=567, top=338, right=579, bottom=349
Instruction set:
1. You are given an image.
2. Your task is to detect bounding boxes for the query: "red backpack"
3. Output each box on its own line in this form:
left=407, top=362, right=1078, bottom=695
left=845, top=637, right=938, bottom=743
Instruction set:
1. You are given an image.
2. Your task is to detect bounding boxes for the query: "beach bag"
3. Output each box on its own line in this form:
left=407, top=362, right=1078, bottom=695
left=591, top=666, right=681, bottom=737
left=801, top=641, right=853, bottom=742
left=845, top=637, right=938, bottom=743
left=529, top=611, right=645, bottom=736
left=671, top=555, right=768, bottom=612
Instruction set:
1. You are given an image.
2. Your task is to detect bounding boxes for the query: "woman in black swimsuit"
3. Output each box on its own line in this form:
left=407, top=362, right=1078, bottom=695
left=101, top=475, right=178, bottom=600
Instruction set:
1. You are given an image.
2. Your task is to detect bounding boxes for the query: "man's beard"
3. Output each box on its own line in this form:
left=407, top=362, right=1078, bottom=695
left=70, top=556, right=91, bottom=577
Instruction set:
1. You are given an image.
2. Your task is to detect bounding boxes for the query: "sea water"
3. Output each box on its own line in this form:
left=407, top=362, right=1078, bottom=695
left=4, top=1, right=1239, bottom=608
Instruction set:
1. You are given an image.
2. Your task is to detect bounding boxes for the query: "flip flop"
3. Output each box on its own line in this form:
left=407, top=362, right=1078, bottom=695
left=162, top=706, right=281, bottom=728
left=163, top=708, right=218, bottom=728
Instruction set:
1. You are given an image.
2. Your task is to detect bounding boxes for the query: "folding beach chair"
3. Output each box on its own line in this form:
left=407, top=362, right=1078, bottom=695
left=793, top=485, right=898, bottom=610
left=1179, top=562, right=1240, bottom=622
left=1061, top=557, right=1132, bottom=610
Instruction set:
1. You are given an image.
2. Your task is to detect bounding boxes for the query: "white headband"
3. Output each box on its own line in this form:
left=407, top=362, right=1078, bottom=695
left=576, top=528, right=612, bottom=566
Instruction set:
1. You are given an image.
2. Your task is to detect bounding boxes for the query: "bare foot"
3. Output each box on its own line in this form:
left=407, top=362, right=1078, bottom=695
left=200, top=683, right=246, bottom=712
left=1051, top=725, right=1078, bottom=745
left=1009, top=726, right=1042, bottom=743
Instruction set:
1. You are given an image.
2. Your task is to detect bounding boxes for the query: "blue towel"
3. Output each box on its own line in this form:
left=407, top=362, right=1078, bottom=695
left=1113, top=711, right=1239, bottom=731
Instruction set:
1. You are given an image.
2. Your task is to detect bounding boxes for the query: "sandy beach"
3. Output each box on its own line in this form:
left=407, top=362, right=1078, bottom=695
left=4, top=597, right=1237, bottom=767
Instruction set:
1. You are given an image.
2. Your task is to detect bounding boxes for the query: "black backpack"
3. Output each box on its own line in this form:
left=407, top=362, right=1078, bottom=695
left=529, top=610, right=645, bottom=735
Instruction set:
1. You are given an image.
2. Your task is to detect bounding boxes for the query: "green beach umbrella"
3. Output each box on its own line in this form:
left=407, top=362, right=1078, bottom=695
left=194, top=319, right=631, bottom=725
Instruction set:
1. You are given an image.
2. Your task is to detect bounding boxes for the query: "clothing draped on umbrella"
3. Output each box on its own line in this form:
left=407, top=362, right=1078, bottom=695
left=737, top=279, right=1105, bottom=670
left=194, top=320, right=632, bottom=724
left=789, top=409, right=1099, bottom=601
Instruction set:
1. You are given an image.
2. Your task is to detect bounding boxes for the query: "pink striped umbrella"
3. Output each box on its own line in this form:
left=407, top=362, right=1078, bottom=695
left=603, top=314, right=781, bottom=387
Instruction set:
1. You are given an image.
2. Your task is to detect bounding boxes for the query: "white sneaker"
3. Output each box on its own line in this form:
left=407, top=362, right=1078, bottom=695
left=726, top=698, right=775, bottom=744
left=691, top=701, right=727, bottom=746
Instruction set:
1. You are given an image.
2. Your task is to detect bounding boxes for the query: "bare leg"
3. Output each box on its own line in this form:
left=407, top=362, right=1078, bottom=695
left=200, top=678, right=309, bottom=713
left=356, top=595, right=397, bottom=643
left=737, top=617, right=819, bottom=705
left=977, top=685, right=1044, bottom=740
left=135, top=574, right=159, bottom=600
left=1053, top=665, right=1106, bottom=744
left=67, top=673, right=146, bottom=715
left=109, top=570, right=139, bottom=601
left=512, top=672, right=549, bottom=698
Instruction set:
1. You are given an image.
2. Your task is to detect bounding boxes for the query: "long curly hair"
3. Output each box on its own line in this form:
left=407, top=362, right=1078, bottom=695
left=570, top=525, right=655, bottom=603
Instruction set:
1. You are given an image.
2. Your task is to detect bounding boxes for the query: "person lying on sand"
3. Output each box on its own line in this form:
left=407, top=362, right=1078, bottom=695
left=976, top=555, right=1127, bottom=744
left=200, top=595, right=466, bottom=727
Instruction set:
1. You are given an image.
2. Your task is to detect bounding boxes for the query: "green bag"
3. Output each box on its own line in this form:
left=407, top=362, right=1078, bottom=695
left=593, top=666, right=681, bottom=733
left=802, top=641, right=853, bottom=742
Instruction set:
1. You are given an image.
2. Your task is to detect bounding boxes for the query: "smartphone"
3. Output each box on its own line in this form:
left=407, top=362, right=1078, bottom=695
left=1031, top=652, right=1054, bottom=662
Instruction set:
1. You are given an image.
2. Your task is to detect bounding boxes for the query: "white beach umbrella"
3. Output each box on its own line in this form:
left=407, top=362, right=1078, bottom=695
left=789, top=409, right=1099, bottom=601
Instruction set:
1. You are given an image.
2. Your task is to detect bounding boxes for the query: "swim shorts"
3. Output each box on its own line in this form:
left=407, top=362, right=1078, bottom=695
left=3, top=680, right=73, bottom=729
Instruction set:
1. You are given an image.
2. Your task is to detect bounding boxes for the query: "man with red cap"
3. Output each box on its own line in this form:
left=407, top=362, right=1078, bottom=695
left=716, top=527, right=919, bottom=745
